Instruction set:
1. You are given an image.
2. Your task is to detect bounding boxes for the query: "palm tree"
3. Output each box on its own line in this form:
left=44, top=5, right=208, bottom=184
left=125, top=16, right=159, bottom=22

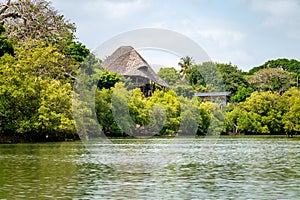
left=178, top=56, right=194, bottom=78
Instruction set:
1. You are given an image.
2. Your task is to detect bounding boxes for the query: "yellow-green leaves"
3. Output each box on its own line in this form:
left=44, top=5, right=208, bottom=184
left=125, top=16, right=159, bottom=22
left=281, top=87, right=300, bottom=135
left=95, top=84, right=220, bottom=137
left=38, top=80, right=74, bottom=133
left=225, top=88, right=300, bottom=135
left=0, top=41, right=77, bottom=138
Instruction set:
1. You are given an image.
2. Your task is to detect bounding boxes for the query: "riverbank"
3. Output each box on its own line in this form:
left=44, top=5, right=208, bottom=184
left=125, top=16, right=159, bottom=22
left=0, top=132, right=80, bottom=144
left=1, top=132, right=299, bottom=144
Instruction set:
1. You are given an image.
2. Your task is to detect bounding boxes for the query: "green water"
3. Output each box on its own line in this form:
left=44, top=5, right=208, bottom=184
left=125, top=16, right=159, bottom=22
left=0, top=138, right=300, bottom=199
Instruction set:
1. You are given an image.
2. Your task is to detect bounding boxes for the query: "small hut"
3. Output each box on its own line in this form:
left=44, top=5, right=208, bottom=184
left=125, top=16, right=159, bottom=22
left=102, top=46, right=169, bottom=96
left=195, top=91, right=231, bottom=105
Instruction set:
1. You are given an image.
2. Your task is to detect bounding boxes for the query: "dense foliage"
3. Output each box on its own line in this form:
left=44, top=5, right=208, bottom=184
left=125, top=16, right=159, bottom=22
left=249, top=68, right=296, bottom=93
left=157, top=67, right=181, bottom=86
left=157, top=57, right=300, bottom=137
left=0, top=0, right=88, bottom=142
left=0, top=41, right=78, bottom=141
left=248, top=58, right=300, bottom=75
left=0, top=0, right=300, bottom=143
left=225, top=88, right=300, bottom=136
left=0, top=25, right=14, bottom=57
left=95, top=83, right=220, bottom=137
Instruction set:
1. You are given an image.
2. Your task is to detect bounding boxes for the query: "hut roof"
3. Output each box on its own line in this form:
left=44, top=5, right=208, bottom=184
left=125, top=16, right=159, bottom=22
left=102, top=46, right=169, bottom=88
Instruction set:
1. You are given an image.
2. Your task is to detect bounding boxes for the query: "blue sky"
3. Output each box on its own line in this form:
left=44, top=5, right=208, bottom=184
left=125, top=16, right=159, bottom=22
left=51, top=0, right=300, bottom=71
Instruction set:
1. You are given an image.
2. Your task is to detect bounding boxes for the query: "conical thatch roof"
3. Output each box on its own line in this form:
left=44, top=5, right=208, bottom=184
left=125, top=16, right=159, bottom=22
left=102, top=46, right=169, bottom=88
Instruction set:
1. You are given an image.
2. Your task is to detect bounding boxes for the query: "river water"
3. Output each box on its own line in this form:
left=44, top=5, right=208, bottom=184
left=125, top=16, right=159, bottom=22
left=0, top=137, right=299, bottom=199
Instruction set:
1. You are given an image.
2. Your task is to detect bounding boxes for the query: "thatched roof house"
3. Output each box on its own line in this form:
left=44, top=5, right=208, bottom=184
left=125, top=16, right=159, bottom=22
left=102, top=46, right=169, bottom=88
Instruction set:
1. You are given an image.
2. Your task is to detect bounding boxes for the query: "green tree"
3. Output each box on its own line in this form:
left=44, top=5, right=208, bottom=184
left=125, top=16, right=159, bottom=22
left=189, top=62, right=224, bottom=92
left=128, top=88, right=151, bottom=127
left=172, top=84, right=195, bottom=98
left=182, top=62, right=225, bottom=92
left=216, top=63, right=249, bottom=96
left=243, top=91, right=283, bottom=134
left=178, top=96, right=200, bottom=135
left=36, top=80, right=75, bottom=135
left=231, top=86, right=254, bottom=103
left=249, top=68, right=296, bottom=94
left=199, top=101, right=224, bottom=135
left=178, top=56, right=194, bottom=77
left=111, top=82, right=135, bottom=136
left=62, top=41, right=90, bottom=62
left=0, top=0, right=75, bottom=44
left=95, top=88, right=123, bottom=137
left=0, top=25, right=14, bottom=57
left=97, top=70, right=120, bottom=90
left=176, top=96, right=215, bottom=136
left=225, top=106, right=269, bottom=135
left=157, top=67, right=180, bottom=86
left=225, top=91, right=283, bottom=134
left=149, top=90, right=181, bottom=135
left=0, top=41, right=77, bottom=138
left=281, top=87, right=300, bottom=137
left=248, top=58, right=300, bottom=75
left=185, top=65, right=206, bottom=91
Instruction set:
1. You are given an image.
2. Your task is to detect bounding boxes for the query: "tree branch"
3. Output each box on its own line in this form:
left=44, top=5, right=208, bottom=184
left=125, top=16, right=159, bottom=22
left=0, top=0, right=10, bottom=14
left=0, top=12, right=21, bottom=22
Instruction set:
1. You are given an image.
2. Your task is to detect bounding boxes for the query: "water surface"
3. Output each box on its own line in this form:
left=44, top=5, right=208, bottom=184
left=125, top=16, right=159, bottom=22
left=0, top=138, right=299, bottom=199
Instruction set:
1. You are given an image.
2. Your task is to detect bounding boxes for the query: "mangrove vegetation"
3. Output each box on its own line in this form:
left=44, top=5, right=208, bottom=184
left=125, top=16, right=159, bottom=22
left=0, top=0, right=300, bottom=143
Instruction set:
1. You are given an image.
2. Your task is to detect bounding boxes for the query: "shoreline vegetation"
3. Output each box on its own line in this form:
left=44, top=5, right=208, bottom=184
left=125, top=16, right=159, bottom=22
left=1, top=134, right=299, bottom=144
left=1, top=0, right=300, bottom=144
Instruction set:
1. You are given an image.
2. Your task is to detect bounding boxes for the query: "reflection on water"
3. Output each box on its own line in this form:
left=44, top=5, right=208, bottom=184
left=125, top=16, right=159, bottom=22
left=0, top=138, right=300, bottom=199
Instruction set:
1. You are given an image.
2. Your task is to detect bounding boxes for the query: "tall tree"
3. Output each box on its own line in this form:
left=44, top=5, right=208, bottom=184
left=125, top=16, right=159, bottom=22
left=149, top=90, right=181, bottom=135
left=248, top=58, right=300, bottom=75
left=281, top=87, right=300, bottom=137
left=249, top=68, right=296, bottom=94
left=186, top=62, right=224, bottom=92
left=157, top=67, right=180, bottom=86
left=0, top=0, right=75, bottom=44
left=0, top=0, right=90, bottom=63
left=185, top=65, right=206, bottom=90
left=178, top=56, right=194, bottom=77
left=231, top=86, right=254, bottom=103
left=216, top=63, right=249, bottom=95
left=0, top=42, right=77, bottom=137
left=225, top=91, right=284, bottom=134
left=97, top=70, right=120, bottom=90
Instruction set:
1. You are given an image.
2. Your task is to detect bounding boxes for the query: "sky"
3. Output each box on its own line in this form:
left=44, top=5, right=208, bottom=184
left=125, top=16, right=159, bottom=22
left=51, top=0, right=300, bottom=71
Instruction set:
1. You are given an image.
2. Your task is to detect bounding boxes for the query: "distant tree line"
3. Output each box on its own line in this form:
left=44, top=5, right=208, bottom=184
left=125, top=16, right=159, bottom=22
left=0, top=0, right=299, bottom=143
left=158, top=56, right=300, bottom=137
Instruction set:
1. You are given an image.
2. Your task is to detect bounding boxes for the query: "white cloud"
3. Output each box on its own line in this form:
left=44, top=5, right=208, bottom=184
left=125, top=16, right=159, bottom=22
left=153, top=18, right=252, bottom=69
left=251, top=0, right=299, bottom=16
left=83, top=0, right=150, bottom=19
left=250, top=0, right=300, bottom=27
left=161, top=18, right=247, bottom=49
left=196, top=29, right=246, bottom=48
left=51, top=0, right=300, bottom=71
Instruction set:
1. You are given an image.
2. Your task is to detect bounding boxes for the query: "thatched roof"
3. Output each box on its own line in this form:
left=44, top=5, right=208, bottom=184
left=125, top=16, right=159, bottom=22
left=102, top=46, right=169, bottom=88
